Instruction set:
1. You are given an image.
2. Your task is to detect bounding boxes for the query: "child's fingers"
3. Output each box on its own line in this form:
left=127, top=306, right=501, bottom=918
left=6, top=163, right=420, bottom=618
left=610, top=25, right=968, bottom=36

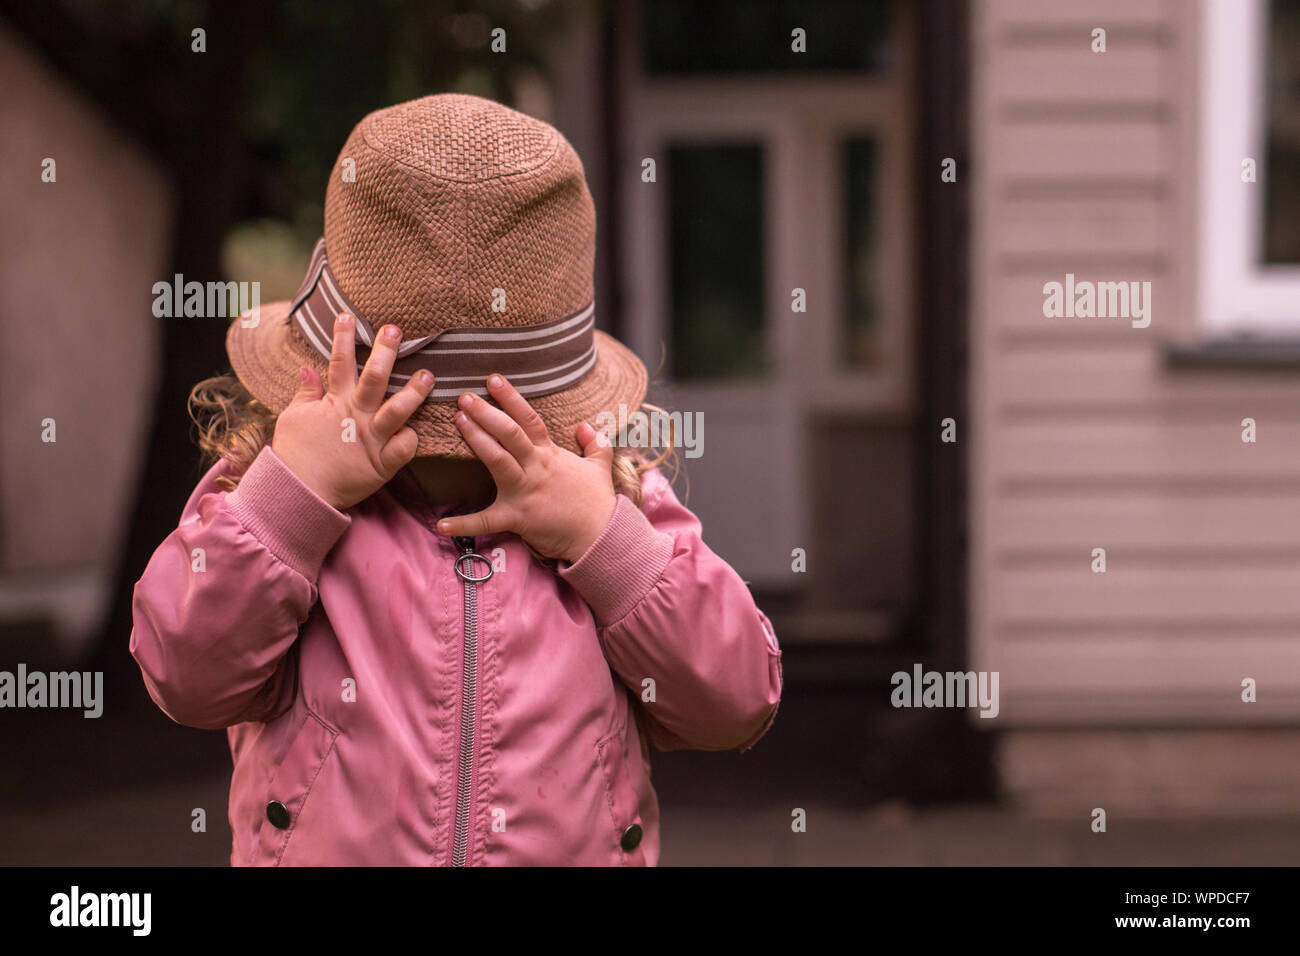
left=458, top=392, right=534, bottom=464
left=377, top=426, right=419, bottom=477
left=354, top=325, right=402, bottom=412
left=289, top=365, right=325, bottom=405
left=437, top=503, right=512, bottom=539
left=576, top=420, right=613, bottom=464
left=455, top=409, right=524, bottom=485
left=327, top=314, right=357, bottom=397
left=486, top=374, right=551, bottom=446
left=373, top=370, right=434, bottom=439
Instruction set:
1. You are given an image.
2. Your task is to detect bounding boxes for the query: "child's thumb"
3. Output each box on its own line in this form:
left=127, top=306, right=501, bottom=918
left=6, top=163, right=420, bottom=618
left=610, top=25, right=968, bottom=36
left=576, top=421, right=613, bottom=464
left=290, top=365, right=324, bottom=404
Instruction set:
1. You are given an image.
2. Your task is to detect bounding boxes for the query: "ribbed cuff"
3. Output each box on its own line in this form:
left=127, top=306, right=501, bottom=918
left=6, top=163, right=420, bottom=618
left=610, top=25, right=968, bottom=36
left=558, top=494, right=675, bottom=626
left=227, top=446, right=351, bottom=579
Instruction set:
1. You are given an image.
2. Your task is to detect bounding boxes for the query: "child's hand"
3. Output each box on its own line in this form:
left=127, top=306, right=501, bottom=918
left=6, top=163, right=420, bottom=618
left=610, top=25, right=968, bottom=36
left=436, top=375, right=617, bottom=564
left=271, top=313, right=435, bottom=510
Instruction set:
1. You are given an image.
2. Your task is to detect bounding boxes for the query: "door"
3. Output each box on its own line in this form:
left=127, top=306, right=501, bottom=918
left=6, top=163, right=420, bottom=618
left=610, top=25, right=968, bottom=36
left=617, top=0, right=915, bottom=595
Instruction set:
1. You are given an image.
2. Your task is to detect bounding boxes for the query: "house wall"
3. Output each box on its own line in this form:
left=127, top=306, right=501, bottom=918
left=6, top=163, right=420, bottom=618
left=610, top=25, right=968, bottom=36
left=0, top=23, right=171, bottom=654
left=971, top=0, right=1300, bottom=810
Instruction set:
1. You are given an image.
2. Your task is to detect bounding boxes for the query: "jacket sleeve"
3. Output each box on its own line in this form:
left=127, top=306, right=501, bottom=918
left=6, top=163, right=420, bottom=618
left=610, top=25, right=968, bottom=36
left=558, top=467, right=783, bottom=753
left=129, top=445, right=351, bottom=730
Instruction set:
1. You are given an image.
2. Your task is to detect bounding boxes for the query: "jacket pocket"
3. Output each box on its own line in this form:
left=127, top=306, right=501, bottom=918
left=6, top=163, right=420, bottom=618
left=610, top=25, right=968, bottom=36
left=594, top=697, right=647, bottom=866
left=230, top=707, right=339, bottom=866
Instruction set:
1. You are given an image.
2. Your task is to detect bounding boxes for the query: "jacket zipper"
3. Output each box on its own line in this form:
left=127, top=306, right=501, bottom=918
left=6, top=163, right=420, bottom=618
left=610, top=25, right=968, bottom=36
left=450, top=534, right=492, bottom=866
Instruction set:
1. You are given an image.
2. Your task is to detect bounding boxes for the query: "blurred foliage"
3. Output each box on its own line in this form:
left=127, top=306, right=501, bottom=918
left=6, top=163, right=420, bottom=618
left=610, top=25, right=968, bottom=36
left=220, top=219, right=314, bottom=302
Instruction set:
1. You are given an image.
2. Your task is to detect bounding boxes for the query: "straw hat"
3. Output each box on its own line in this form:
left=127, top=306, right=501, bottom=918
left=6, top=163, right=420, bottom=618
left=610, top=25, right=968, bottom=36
left=227, top=92, right=646, bottom=458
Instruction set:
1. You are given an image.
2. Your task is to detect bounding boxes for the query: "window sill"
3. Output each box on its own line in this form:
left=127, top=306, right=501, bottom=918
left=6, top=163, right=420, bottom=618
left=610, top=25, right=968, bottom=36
left=1164, top=336, right=1300, bottom=370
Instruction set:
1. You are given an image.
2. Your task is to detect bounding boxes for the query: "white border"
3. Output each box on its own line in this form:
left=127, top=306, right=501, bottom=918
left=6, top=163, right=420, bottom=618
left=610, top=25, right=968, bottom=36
left=1200, top=0, right=1300, bottom=333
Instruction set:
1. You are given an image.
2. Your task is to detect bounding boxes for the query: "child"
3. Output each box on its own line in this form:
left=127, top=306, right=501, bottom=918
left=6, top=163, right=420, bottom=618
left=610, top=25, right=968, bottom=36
left=129, top=93, right=782, bottom=866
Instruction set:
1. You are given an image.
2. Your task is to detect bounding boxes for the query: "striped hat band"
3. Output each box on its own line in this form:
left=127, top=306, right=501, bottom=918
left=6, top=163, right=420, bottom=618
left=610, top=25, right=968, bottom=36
left=288, top=237, right=597, bottom=401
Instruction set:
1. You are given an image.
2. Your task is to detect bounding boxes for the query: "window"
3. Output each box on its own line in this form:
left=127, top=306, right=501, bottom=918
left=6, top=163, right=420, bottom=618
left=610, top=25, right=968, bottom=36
left=842, top=136, right=881, bottom=368
left=1200, top=0, right=1300, bottom=333
left=667, top=143, right=768, bottom=380
left=641, top=0, right=892, bottom=75
left=1264, top=0, right=1300, bottom=264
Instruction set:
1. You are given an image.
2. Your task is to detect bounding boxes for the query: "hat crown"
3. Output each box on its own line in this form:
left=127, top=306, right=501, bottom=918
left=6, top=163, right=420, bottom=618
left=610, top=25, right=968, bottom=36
left=363, top=93, right=558, bottom=183
left=322, top=93, right=595, bottom=338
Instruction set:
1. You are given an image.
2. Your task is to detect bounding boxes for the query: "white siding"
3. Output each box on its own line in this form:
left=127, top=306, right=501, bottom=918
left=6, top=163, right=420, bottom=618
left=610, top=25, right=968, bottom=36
left=970, top=0, right=1300, bottom=723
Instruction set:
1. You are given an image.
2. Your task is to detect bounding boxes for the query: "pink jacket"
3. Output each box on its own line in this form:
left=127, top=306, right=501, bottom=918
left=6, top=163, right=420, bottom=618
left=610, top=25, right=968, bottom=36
left=129, top=445, right=782, bottom=865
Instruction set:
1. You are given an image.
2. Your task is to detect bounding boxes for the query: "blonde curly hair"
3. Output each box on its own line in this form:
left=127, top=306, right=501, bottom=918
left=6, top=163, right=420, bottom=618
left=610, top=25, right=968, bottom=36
left=188, top=374, right=680, bottom=510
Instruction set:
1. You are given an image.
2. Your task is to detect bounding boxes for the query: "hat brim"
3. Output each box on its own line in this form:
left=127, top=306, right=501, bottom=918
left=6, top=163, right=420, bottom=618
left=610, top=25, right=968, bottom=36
left=226, top=301, right=648, bottom=459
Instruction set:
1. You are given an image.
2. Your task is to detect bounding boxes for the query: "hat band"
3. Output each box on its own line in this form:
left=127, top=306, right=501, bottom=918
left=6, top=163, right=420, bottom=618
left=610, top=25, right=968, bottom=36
left=288, top=238, right=597, bottom=401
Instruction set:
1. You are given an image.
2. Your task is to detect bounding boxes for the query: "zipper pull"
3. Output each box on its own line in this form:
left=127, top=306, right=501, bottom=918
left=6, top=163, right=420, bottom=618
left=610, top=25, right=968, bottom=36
left=453, top=536, right=494, bottom=583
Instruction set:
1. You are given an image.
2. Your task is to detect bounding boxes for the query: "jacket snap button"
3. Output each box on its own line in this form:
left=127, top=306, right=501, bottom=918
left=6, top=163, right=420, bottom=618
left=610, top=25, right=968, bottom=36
left=620, top=823, right=642, bottom=852
left=266, top=800, right=291, bottom=830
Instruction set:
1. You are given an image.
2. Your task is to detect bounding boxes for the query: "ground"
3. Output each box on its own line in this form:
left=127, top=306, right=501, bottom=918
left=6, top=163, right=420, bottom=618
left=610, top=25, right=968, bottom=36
left=2, top=772, right=1298, bottom=865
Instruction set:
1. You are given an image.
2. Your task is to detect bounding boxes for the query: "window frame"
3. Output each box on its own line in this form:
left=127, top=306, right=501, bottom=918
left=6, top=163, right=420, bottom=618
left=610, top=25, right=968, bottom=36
left=1199, top=0, right=1300, bottom=335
